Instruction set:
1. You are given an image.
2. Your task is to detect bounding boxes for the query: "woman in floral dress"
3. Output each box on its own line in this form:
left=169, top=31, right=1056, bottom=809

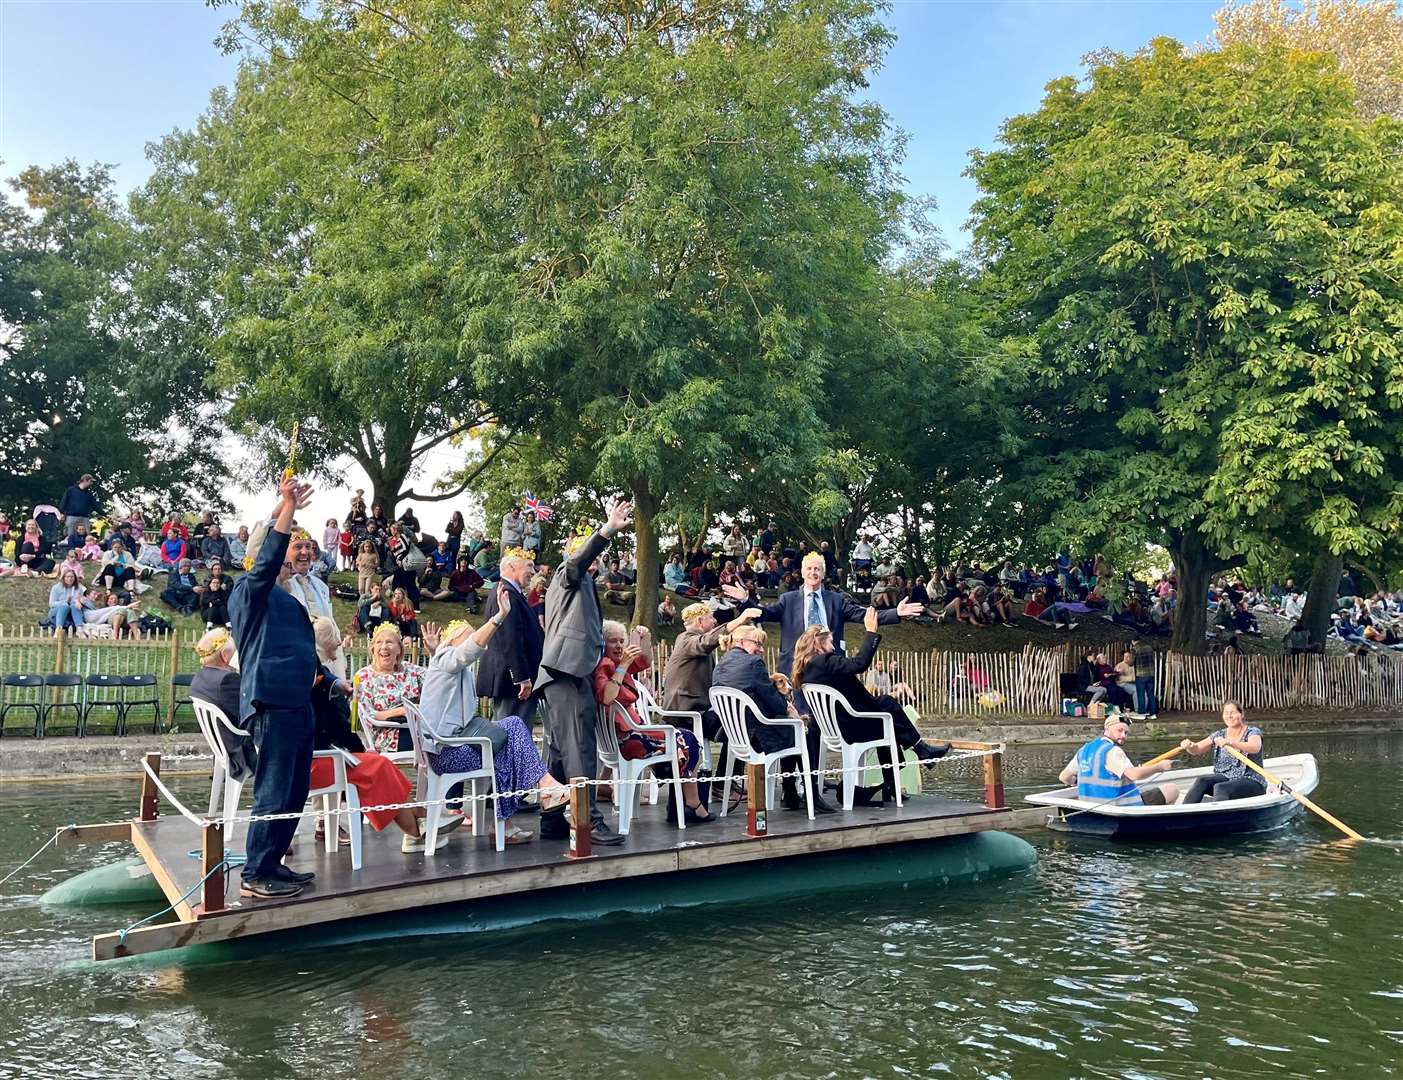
left=354, top=623, right=426, bottom=753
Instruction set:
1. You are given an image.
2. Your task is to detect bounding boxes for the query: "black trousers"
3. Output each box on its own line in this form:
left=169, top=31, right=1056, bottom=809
left=243, top=704, right=314, bottom=882
left=1183, top=773, right=1264, bottom=804
left=745, top=715, right=824, bottom=796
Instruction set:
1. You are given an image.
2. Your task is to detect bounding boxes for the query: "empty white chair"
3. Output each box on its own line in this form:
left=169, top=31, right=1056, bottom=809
left=708, top=686, right=814, bottom=819
left=404, top=698, right=504, bottom=854
left=193, top=697, right=250, bottom=832
left=595, top=701, right=685, bottom=835
left=801, top=683, right=904, bottom=810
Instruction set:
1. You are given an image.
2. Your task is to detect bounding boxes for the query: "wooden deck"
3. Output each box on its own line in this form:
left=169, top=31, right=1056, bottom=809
left=90, top=790, right=1040, bottom=961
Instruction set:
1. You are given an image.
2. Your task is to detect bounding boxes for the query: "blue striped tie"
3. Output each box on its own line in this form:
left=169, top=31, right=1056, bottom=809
left=807, top=592, right=822, bottom=627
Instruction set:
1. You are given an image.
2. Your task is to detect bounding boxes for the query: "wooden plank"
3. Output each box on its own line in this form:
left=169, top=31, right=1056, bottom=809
left=54, top=821, right=132, bottom=848
left=95, top=799, right=1030, bottom=961
left=129, top=823, right=197, bottom=923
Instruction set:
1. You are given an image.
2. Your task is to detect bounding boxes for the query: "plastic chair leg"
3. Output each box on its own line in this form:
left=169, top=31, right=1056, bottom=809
left=799, top=745, right=815, bottom=820
left=841, top=747, right=856, bottom=810
left=347, top=806, right=363, bottom=870
left=719, top=750, right=735, bottom=818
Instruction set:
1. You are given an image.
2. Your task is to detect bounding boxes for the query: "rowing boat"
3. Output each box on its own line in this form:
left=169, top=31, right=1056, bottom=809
left=1025, top=753, right=1319, bottom=838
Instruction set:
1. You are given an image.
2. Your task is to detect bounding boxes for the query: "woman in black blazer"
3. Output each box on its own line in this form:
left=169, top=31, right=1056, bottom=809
left=792, top=608, right=951, bottom=803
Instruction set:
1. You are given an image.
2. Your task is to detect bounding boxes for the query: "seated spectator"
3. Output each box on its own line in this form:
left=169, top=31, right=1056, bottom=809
left=473, top=539, right=499, bottom=583
left=80, top=532, right=103, bottom=561
left=1078, top=651, right=1134, bottom=709
left=58, top=548, right=84, bottom=581
left=664, top=554, right=687, bottom=591
left=872, top=574, right=904, bottom=610
left=594, top=620, right=710, bottom=823
left=199, top=562, right=231, bottom=627
left=388, top=586, right=420, bottom=639
left=64, top=523, right=89, bottom=553
left=95, top=539, right=139, bottom=592
left=48, top=569, right=91, bottom=630
left=87, top=589, right=142, bottom=638
left=353, top=622, right=426, bottom=753
left=356, top=582, right=389, bottom=636
left=910, top=575, right=931, bottom=607
left=17, top=520, right=56, bottom=576
left=161, top=559, right=200, bottom=616
left=160, top=528, right=188, bottom=570
left=136, top=538, right=166, bottom=576
left=200, top=525, right=233, bottom=569
left=191, top=510, right=216, bottom=545
left=228, top=525, right=249, bottom=565
left=853, top=565, right=874, bottom=595
left=989, top=584, right=1015, bottom=625
left=430, top=540, right=454, bottom=575
left=657, top=594, right=678, bottom=626
left=603, top=560, right=634, bottom=606
left=426, top=557, right=483, bottom=611
left=1233, top=598, right=1262, bottom=635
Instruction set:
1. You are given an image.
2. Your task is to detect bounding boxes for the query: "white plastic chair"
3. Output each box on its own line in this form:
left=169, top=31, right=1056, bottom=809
left=193, top=697, right=364, bottom=870
left=800, top=684, right=904, bottom=809
left=305, top=746, right=365, bottom=871
left=192, top=697, right=250, bottom=831
left=708, top=686, right=814, bottom=820
left=355, top=683, right=415, bottom=768
left=634, top=681, right=714, bottom=772
left=595, top=700, right=685, bottom=835
left=404, top=698, right=504, bottom=854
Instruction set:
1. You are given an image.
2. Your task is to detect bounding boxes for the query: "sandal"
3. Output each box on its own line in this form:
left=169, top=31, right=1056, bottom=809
left=504, top=826, right=534, bottom=845
left=540, top=786, right=571, bottom=813
left=684, top=803, right=715, bottom=824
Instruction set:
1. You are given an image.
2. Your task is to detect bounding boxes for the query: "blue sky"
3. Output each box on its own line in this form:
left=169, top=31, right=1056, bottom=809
left=3, top=0, right=1221, bottom=245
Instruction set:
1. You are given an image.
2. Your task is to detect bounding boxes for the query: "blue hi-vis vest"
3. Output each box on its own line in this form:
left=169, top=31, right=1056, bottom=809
left=1076, top=736, right=1142, bottom=804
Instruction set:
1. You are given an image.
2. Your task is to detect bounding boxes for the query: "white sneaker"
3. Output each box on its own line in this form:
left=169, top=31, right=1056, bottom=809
left=401, top=812, right=466, bottom=853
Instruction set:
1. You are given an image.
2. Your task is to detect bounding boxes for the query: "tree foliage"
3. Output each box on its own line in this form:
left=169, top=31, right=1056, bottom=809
left=0, top=161, right=230, bottom=519
left=968, top=38, right=1403, bottom=650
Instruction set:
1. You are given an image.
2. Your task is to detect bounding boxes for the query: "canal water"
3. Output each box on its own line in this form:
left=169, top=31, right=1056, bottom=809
left=1, top=731, right=1399, bottom=1079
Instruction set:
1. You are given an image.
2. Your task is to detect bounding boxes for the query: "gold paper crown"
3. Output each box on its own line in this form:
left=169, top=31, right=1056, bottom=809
left=290, top=527, right=312, bottom=543
left=681, top=602, right=711, bottom=623
left=442, top=619, right=473, bottom=645
left=371, top=623, right=403, bottom=645
left=194, top=629, right=231, bottom=659
left=503, top=547, right=533, bottom=561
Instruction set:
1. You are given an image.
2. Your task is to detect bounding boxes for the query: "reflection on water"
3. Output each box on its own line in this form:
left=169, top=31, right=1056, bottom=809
left=0, top=732, right=1400, bottom=1079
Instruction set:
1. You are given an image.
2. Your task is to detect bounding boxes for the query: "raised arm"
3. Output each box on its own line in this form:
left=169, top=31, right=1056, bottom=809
left=243, top=475, right=313, bottom=598
left=564, top=500, right=632, bottom=586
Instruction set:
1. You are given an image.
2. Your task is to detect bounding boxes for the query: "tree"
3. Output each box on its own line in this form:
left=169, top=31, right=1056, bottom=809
left=0, top=161, right=229, bottom=519
left=968, top=39, right=1403, bottom=653
left=1213, top=0, right=1403, bottom=119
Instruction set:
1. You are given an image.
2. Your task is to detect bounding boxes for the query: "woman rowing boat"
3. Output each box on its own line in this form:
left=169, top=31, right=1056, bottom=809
left=1178, top=701, right=1267, bottom=804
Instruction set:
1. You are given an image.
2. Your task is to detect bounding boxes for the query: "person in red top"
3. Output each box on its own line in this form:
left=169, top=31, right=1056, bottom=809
left=1023, top=586, right=1078, bottom=630
left=592, top=620, right=711, bottom=823
left=338, top=524, right=355, bottom=570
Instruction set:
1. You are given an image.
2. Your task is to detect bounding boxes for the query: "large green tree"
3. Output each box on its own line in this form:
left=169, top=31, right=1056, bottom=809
left=969, top=39, right=1403, bottom=652
left=0, top=162, right=229, bottom=519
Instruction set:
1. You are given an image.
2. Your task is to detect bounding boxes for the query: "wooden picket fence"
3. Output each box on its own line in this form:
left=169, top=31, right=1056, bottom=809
left=5, top=623, right=1403, bottom=733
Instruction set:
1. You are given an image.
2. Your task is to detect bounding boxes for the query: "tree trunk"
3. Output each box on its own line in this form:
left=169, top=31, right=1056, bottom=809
left=1301, top=550, right=1344, bottom=649
left=631, top=483, right=660, bottom=633
left=359, top=453, right=410, bottom=523
left=1169, top=531, right=1214, bottom=655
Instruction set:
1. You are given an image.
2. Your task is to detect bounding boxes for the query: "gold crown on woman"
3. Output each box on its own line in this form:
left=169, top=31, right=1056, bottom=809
left=371, top=622, right=403, bottom=645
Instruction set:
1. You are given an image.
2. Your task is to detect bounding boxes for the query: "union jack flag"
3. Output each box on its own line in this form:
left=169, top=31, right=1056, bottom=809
left=523, top=492, right=553, bottom=521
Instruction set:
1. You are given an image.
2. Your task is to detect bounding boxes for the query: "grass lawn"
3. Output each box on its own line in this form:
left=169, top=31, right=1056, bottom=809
left=0, top=570, right=1296, bottom=656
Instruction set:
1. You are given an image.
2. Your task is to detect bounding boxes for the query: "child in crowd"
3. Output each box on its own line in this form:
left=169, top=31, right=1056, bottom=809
left=59, top=549, right=85, bottom=581
left=356, top=540, right=380, bottom=596
left=338, top=522, right=355, bottom=570
left=322, top=519, right=340, bottom=565
left=80, top=534, right=104, bottom=561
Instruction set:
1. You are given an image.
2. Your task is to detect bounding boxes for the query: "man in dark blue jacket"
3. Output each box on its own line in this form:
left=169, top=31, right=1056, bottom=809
left=476, top=549, right=544, bottom=725
left=229, top=475, right=346, bottom=899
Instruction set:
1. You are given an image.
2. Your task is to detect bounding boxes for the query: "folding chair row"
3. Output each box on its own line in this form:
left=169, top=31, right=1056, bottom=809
left=0, top=672, right=165, bottom=737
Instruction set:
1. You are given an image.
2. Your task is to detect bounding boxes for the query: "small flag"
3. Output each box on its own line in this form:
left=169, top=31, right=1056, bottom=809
left=523, top=492, right=553, bottom=521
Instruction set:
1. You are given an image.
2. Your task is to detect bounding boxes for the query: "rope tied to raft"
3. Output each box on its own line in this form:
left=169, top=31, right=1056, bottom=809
left=0, top=825, right=74, bottom=888
left=116, top=859, right=233, bottom=947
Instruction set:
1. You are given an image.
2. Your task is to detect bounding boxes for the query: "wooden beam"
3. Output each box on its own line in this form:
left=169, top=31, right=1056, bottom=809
left=564, top=777, right=591, bottom=860
left=129, top=823, right=196, bottom=923
left=199, top=821, right=226, bottom=915
left=984, top=749, right=1006, bottom=809
left=139, top=753, right=161, bottom=822
left=54, top=821, right=132, bottom=848
left=745, top=761, right=767, bottom=838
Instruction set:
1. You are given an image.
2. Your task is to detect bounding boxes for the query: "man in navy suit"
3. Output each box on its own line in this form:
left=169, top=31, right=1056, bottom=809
left=475, top=549, right=544, bottom=725
left=228, top=475, right=349, bottom=900
left=727, top=552, right=924, bottom=677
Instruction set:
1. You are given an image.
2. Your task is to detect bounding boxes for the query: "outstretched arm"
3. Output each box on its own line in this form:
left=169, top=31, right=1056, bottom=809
left=564, top=500, right=632, bottom=586
left=242, top=475, right=313, bottom=599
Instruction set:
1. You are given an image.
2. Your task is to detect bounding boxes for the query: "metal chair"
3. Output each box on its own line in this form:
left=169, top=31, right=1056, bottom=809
left=595, top=700, right=685, bottom=835
left=404, top=698, right=504, bottom=854
left=82, top=673, right=127, bottom=736
left=0, top=674, right=46, bottom=737
left=800, top=683, right=904, bottom=809
left=170, top=672, right=196, bottom=727
left=120, top=674, right=162, bottom=733
left=41, top=673, right=84, bottom=736
left=709, top=686, right=814, bottom=819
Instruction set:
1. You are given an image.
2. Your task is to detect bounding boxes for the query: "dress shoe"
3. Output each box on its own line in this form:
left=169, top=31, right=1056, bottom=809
left=850, top=784, right=888, bottom=808
left=539, top=809, right=570, bottom=839
left=239, top=877, right=303, bottom=899
left=270, top=865, right=315, bottom=885
left=589, top=823, right=626, bottom=846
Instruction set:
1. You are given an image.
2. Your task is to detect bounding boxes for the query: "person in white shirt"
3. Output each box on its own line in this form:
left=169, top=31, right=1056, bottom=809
left=852, top=536, right=874, bottom=573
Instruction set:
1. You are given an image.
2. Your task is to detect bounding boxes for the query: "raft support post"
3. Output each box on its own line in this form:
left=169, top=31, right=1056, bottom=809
left=565, top=776, right=592, bottom=860
left=984, top=746, right=1005, bottom=809
left=746, top=761, right=767, bottom=838
left=200, top=819, right=226, bottom=914
left=139, top=752, right=161, bottom=822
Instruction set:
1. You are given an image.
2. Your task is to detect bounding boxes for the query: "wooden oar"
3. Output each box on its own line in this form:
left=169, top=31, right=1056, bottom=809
left=1142, top=745, right=1186, bottom=769
left=1220, top=745, right=1364, bottom=842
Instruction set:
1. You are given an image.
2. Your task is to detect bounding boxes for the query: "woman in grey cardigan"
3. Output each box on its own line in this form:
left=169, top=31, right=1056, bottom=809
left=419, top=584, right=569, bottom=843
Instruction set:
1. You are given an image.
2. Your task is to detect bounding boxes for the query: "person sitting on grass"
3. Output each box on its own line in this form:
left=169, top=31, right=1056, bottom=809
left=200, top=562, right=231, bottom=627
left=356, top=582, right=389, bottom=636
left=17, top=520, right=56, bottom=576
left=48, top=569, right=92, bottom=630
left=161, top=559, right=200, bottom=616
left=603, top=559, right=634, bottom=606
left=426, top=556, right=483, bottom=610
left=657, top=594, right=678, bottom=626
left=1023, top=586, right=1078, bottom=630
left=160, top=528, right=188, bottom=571
left=388, top=586, right=420, bottom=639
left=87, top=589, right=142, bottom=638
left=201, top=525, right=233, bottom=569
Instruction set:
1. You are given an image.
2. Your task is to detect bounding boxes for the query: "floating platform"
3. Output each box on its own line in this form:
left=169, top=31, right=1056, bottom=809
left=61, top=749, right=1041, bottom=961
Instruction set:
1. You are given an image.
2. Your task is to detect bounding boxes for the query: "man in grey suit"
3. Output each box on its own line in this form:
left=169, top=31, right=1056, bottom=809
left=536, top=500, right=634, bottom=846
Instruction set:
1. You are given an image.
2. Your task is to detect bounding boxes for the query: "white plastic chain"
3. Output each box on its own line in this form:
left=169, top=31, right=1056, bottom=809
left=205, top=747, right=999, bottom=828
